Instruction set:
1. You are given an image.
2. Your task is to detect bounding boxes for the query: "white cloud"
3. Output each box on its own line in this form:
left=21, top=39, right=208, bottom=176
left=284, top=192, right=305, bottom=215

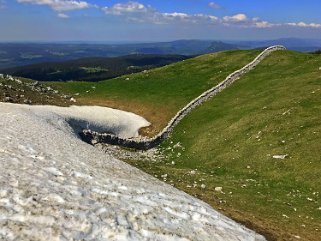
left=208, top=2, right=221, bottom=10
left=223, top=13, right=247, bottom=23
left=102, top=1, right=164, bottom=24
left=287, top=22, right=321, bottom=29
left=102, top=1, right=148, bottom=15
left=163, top=12, right=189, bottom=19
left=254, top=21, right=274, bottom=28
left=17, top=0, right=321, bottom=29
left=102, top=3, right=279, bottom=29
left=102, top=2, right=321, bottom=30
left=222, top=14, right=275, bottom=28
left=102, top=2, right=219, bottom=25
left=102, top=2, right=164, bottom=24
left=17, top=0, right=91, bottom=12
left=162, top=13, right=219, bottom=24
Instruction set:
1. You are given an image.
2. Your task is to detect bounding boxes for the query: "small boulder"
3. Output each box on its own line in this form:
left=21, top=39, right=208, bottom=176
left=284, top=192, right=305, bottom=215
left=272, top=154, right=288, bottom=160
left=215, top=187, right=223, bottom=192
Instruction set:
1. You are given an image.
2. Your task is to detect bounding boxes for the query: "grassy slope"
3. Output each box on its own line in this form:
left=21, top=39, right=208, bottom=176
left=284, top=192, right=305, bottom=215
left=125, top=51, right=321, bottom=240
left=50, top=50, right=321, bottom=240
left=50, top=49, right=261, bottom=135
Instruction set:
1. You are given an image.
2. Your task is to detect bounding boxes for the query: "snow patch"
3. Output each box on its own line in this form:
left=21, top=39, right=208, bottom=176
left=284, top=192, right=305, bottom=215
left=0, top=103, right=266, bottom=241
left=4, top=103, right=150, bottom=138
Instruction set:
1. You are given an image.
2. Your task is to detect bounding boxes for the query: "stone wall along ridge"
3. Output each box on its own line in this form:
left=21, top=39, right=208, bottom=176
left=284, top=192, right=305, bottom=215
left=81, top=45, right=286, bottom=150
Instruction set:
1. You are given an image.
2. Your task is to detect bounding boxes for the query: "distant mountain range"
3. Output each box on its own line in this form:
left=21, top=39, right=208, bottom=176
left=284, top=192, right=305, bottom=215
left=0, top=40, right=238, bottom=70
left=1, top=38, right=320, bottom=79
left=228, top=38, right=321, bottom=52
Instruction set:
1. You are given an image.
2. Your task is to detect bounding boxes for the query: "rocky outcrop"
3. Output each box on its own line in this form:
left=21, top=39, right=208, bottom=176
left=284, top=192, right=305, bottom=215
left=0, top=74, right=76, bottom=105
left=82, top=46, right=286, bottom=150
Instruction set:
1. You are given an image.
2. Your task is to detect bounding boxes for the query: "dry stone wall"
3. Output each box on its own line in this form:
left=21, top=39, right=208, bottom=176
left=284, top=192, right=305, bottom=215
left=81, top=45, right=286, bottom=150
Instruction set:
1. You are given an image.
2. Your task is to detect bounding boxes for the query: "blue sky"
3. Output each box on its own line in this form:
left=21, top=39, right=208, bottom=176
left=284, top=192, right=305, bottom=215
left=0, top=0, right=320, bottom=42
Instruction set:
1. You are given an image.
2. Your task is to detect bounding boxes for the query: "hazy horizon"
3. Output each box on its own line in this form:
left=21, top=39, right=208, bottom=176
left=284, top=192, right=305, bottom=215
left=1, top=37, right=321, bottom=45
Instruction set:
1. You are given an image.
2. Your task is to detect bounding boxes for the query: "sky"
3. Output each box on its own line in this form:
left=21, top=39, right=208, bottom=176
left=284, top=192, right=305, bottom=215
left=0, top=0, right=321, bottom=42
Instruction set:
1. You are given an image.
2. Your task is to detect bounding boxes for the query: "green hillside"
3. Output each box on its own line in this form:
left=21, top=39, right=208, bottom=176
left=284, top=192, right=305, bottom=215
left=51, top=49, right=261, bottom=135
left=49, top=49, right=321, bottom=240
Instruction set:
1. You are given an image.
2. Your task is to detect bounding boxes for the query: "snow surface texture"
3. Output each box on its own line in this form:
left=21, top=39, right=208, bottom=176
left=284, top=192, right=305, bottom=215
left=0, top=103, right=266, bottom=241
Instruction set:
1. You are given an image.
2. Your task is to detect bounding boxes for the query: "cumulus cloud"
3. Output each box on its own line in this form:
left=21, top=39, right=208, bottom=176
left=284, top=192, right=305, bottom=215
left=254, top=21, right=274, bottom=28
left=102, top=1, right=164, bottom=24
left=17, top=0, right=91, bottom=12
left=103, top=1, right=148, bottom=15
left=102, top=3, right=278, bottom=28
left=222, top=14, right=275, bottom=28
left=16, top=0, right=321, bottom=29
left=101, top=1, right=321, bottom=30
left=287, top=22, right=321, bottom=29
left=208, top=2, right=221, bottom=10
left=223, top=13, right=247, bottom=23
left=162, top=13, right=218, bottom=24
left=102, top=1, right=273, bottom=28
left=102, top=2, right=219, bottom=25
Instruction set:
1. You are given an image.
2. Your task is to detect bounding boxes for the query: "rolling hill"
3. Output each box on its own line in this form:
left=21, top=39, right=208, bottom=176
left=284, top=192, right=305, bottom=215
left=51, top=49, right=262, bottom=134
left=49, top=49, right=321, bottom=240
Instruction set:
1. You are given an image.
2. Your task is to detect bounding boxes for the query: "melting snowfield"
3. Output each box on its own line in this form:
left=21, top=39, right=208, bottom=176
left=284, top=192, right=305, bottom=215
left=7, top=104, right=151, bottom=138
left=0, top=103, right=266, bottom=241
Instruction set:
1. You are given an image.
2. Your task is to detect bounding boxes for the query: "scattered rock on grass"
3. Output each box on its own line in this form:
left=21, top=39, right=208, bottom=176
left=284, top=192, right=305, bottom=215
left=272, top=154, right=288, bottom=160
left=215, top=187, right=223, bottom=192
